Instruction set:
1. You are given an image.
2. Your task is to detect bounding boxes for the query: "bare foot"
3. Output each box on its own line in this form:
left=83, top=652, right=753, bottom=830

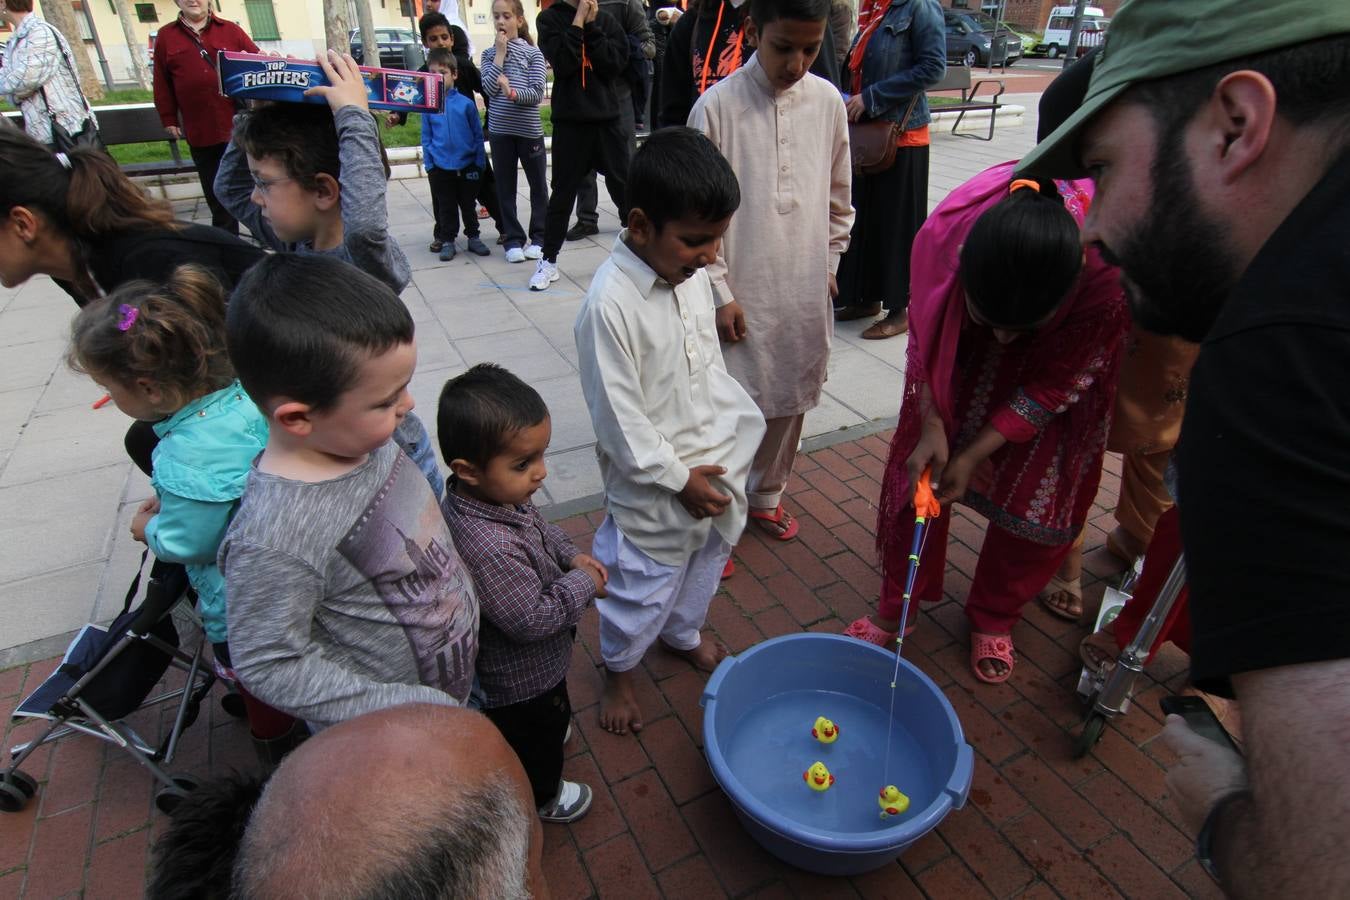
left=977, top=656, right=1011, bottom=681
left=599, top=668, right=643, bottom=735
left=662, top=637, right=729, bottom=673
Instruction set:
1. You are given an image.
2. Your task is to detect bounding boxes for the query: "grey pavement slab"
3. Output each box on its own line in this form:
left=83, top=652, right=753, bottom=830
left=0, top=99, right=1041, bottom=658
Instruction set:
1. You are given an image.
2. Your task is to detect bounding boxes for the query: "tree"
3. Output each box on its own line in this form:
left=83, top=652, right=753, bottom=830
left=37, top=0, right=103, bottom=99
left=110, top=0, right=150, bottom=89
left=322, top=0, right=353, bottom=55
left=353, top=0, right=378, bottom=71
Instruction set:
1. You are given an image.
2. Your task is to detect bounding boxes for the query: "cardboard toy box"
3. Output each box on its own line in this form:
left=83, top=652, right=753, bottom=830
left=218, top=51, right=445, bottom=114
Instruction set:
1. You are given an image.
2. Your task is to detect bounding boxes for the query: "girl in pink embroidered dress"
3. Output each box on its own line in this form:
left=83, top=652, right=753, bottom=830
left=843, top=161, right=1129, bottom=684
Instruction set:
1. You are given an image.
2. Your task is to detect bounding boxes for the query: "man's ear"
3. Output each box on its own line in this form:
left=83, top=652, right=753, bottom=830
left=449, top=457, right=482, bottom=485
left=745, top=18, right=760, bottom=49
left=272, top=399, right=315, bottom=437
left=311, top=173, right=341, bottom=212
left=1207, top=70, right=1278, bottom=185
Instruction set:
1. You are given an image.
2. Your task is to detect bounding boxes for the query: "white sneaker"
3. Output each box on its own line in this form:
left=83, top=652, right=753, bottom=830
left=538, top=779, right=592, bottom=823
left=505, top=247, right=526, bottom=264
left=528, top=259, right=559, bottom=291
left=523, top=244, right=543, bottom=260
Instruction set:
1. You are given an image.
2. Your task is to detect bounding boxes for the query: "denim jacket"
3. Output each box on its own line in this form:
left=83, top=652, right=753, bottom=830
left=855, top=0, right=946, bottom=131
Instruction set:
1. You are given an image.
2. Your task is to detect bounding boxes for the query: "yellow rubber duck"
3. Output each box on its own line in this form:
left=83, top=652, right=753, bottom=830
left=811, top=716, right=840, bottom=744
left=803, top=761, right=835, bottom=792
left=878, top=785, right=910, bottom=818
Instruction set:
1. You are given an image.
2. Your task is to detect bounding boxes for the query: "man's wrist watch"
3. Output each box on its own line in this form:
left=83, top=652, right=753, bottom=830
left=1196, top=789, right=1251, bottom=882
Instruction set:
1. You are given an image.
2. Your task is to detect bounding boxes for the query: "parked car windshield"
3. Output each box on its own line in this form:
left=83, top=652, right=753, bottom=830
left=965, top=11, right=1002, bottom=31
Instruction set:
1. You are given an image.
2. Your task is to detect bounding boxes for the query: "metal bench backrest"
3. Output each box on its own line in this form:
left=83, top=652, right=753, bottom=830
left=929, top=66, right=973, bottom=95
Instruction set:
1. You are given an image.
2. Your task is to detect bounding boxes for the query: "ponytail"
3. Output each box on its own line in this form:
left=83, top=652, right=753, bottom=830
left=68, top=264, right=233, bottom=412
left=959, top=177, right=1083, bottom=329
left=0, top=129, right=174, bottom=239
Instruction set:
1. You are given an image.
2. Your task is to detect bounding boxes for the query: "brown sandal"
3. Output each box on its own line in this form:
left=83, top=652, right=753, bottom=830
left=861, top=309, right=909, bottom=340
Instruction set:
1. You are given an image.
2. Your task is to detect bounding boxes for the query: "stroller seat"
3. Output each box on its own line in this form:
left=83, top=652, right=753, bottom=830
left=2, top=553, right=217, bottom=815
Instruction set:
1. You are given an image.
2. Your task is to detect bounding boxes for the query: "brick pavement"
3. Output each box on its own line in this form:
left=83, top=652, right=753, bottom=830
left=0, top=436, right=1212, bottom=900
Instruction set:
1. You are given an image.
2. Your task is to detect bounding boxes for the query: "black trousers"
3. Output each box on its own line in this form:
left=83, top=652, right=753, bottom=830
left=427, top=166, right=483, bottom=241
left=543, top=119, right=630, bottom=261
left=483, top=678, right=572, bottom=808
left=574, top=100, right=636, bottom=228
left=836, top=144, right=930, bottom=313
left=188, top=142, right=238, bottom=235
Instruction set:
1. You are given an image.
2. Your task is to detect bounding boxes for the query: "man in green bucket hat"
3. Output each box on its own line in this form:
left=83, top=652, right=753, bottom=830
left=1022, top=1, right=1350, bottom=895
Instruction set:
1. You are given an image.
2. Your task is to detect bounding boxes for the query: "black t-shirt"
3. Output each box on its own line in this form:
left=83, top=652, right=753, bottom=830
left=61, top=222, right=266, bottom=306
left=1175, top=152, right=1350, bottom=697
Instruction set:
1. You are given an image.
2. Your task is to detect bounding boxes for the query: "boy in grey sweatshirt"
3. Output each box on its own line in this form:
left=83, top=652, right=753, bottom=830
left=219, top=254, right=479, bottom=728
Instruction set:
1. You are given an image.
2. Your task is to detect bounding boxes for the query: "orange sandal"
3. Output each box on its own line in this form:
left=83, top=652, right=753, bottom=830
left=749, top=504, right=799, bottom=541
left=970, top=632, right=1015, bottom=684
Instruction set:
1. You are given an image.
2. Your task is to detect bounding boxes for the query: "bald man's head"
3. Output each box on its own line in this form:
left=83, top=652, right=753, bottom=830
left=231, top=705, right=545, bottom=900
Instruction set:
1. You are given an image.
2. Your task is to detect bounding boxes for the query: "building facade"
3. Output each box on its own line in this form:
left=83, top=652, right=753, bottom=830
left=944, top=0, right=1125, bottom=31
left=10, top=0, right=531, bottom=88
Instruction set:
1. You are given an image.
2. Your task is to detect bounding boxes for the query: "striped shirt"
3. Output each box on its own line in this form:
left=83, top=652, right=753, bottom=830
left=0, top=15, right=94, bottom=146
left=480, top=38, right=547, bottom=139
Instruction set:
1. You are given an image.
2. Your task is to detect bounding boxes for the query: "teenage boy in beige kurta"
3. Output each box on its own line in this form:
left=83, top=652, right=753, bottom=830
left=688, top=6, right=853, bottom=540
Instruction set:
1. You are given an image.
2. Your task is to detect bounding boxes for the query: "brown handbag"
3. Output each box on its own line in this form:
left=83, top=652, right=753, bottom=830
left=846, top=93, right=921, bottom=176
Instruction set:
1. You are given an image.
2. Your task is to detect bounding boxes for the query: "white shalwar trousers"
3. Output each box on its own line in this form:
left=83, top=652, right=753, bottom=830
left=593, top=515, right=731, bottom=673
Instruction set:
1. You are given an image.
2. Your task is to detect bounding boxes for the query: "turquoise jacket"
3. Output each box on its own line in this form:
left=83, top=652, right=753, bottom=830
left=145, top=381, right=267, bottom=644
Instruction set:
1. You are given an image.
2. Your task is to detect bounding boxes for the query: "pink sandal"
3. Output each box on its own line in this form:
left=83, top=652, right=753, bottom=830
left=970, top=632, right=1015, bottom=684
left=842, top=613, right=918, bottom=648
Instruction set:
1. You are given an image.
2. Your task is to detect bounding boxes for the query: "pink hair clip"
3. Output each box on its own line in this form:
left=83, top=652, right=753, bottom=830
left=116, top=304, right=139, bottom=332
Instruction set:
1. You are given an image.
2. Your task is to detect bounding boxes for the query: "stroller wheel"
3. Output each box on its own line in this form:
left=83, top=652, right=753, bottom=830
left=154, top=774, right=202, bottom=815
left=0, top=770, right=37, bottom=812
left=221, top=693, right=248, bottom=719
left=1073, top=712, right=1108, bottom=759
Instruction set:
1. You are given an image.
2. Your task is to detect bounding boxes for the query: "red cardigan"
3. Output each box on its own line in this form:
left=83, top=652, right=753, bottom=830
left=152, top=14, right=258, bottom=147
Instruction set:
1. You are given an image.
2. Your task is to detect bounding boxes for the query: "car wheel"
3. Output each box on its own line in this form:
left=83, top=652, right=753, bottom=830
left=963, top=48, right=978, bottom=68
left=1047, top=44, right=1060, bottom=59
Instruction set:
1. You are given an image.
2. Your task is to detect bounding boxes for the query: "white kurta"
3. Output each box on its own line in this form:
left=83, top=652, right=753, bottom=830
left=575, top=235, right=767, bottom=566
left=689, top=53, right=854, bottom=420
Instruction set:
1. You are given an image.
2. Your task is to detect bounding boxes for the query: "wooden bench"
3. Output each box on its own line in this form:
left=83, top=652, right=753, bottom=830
left=3, top=103, right=196, bottom=177
left=927, top=65, right=1006, bottom=141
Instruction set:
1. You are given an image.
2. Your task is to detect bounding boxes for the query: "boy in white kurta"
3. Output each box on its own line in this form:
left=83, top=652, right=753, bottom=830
left=688, top=0, right=853, bottom=542
left=575, top=128, right=765, bottom=735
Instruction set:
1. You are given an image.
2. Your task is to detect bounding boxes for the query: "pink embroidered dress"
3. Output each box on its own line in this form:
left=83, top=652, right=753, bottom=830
left=878, top=162, right=1130, bottom=576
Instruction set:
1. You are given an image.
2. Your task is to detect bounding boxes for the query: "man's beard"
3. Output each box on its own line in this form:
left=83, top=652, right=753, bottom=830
left=1103, top=131, right=1241, bottom=342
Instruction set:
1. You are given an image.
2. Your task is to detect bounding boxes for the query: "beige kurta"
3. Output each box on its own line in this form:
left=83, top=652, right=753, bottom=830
left=689, top=53, right=854, bottom=420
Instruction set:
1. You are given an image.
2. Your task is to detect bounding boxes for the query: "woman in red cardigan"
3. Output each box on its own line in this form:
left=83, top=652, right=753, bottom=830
left=152, top=0, right=258, bottom=234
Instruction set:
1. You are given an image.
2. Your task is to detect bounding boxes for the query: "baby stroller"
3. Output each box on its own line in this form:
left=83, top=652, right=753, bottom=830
left=1072, top=554, right=1188, bottom=757
left=1, top=553, right=217, bottom=814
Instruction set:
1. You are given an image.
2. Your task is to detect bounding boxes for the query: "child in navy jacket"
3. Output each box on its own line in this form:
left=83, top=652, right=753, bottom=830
left=423, top=48, right=490, bottom=260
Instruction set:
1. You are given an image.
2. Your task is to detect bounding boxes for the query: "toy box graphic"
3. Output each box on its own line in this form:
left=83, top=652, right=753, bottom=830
left=217, top=51, right=444, bottom=114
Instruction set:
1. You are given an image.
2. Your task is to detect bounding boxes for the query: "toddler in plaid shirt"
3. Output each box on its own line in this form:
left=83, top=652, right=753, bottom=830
left=438, top=363, right=608, bottom=823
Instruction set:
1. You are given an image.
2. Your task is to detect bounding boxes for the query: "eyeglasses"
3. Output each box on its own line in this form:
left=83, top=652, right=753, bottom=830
left=250, top=174, right=296, bottom=196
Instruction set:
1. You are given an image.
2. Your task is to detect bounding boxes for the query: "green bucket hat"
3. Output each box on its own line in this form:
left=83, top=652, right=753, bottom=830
left=1019, top=0, right=1350, bottom=178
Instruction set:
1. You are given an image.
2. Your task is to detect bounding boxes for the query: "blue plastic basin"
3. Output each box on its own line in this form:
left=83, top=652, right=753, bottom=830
left=700, top=633, right=974, bottom=876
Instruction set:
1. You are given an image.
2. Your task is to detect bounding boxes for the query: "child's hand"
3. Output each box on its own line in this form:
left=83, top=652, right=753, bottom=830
left=827, top=273, right=839, bottom=302
left=571, top=553, right=609, bottom=598
left=129, top=496, right=160, bottom=544
left=935, top=450, right=976, bottom=506
left=305, top=50, right=370, bottom=113
left=497, top=73, right=512, bottom=94
left=716, top=300, right=747, bottom=343
left=678, top=465, right=732, bottom=520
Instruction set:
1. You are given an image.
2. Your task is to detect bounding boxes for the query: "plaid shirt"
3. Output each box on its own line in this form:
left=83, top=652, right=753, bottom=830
left=442, top=486, right=596, bottom=706
left=0, top=15, right=94, bottom=146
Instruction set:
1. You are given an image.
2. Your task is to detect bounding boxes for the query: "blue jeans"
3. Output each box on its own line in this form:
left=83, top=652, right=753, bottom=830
left=489, top=133, right=549, bottom=250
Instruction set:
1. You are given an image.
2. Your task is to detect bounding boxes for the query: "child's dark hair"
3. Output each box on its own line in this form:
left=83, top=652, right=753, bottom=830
left=450, top=25, right=471, bottom=54
left=148, top=772, right=265, bottom=900
left=419, top=11, right=451, bottom=40
left=427, top=47, right=457, bottom=73
left=750, top=0, right=831, bottom=28
left=232, top=104, right=391, bottom=188
left=437, top=364, right=549, bottom=468
left=959, top=179, right=1082, bottom=329
left=629, top=127, right=740, bottom=230
left=68, top=265, right=234, bottom=411
left=226, top=255, right=414, bottom=412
